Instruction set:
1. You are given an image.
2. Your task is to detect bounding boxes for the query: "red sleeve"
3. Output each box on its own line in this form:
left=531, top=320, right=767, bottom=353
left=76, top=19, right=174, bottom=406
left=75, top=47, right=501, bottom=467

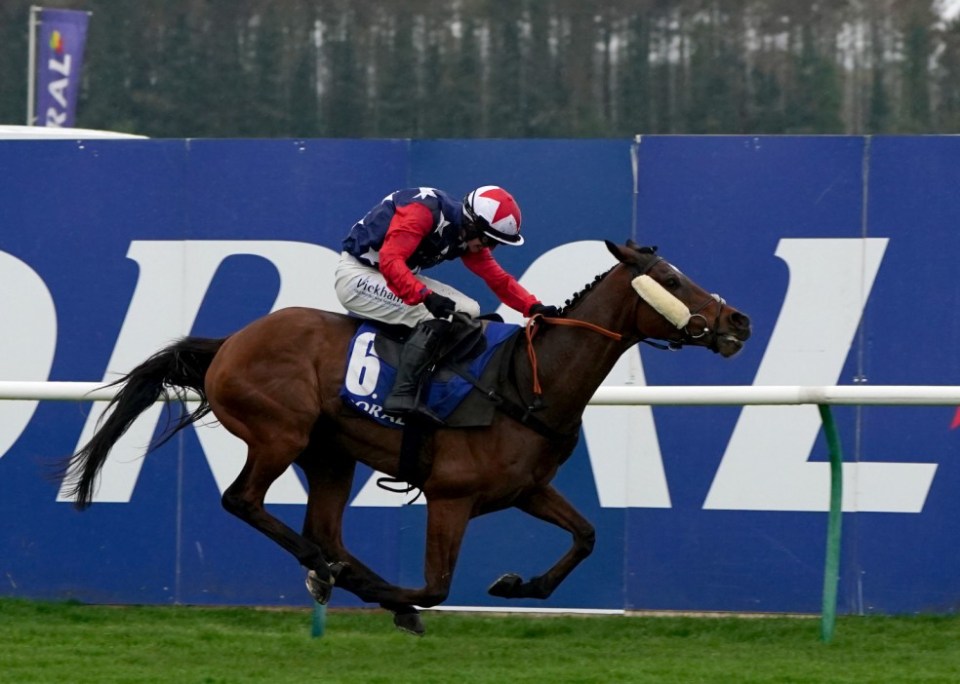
left=379, top=202, right=435, bottom=305
left=462, top=249, right=539, bottom=315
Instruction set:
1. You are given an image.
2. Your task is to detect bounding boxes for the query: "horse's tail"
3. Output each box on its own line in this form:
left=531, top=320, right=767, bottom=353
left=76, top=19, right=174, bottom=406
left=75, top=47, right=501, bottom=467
left=63, top=336, right=226, bottom=510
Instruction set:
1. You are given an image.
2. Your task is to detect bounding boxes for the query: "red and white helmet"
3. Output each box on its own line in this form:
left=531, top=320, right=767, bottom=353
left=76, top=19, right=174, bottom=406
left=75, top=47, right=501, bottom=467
left=463, top=185, right=523, bottom=246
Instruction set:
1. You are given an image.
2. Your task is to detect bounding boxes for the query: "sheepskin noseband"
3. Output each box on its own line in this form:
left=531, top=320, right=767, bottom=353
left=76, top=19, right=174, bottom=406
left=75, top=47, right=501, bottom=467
left=631, top=274, right=691, bottom=329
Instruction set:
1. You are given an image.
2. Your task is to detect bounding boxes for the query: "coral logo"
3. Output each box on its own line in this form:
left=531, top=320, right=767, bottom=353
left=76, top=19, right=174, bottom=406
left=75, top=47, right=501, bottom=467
left=43, top=30, right=72, bottom=126
left=49, top=30, right=64, bottom=54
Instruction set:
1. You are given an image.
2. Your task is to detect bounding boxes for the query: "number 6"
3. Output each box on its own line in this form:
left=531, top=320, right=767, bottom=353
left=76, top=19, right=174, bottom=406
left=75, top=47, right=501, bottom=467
left=345, top=331, right=381, bottom=396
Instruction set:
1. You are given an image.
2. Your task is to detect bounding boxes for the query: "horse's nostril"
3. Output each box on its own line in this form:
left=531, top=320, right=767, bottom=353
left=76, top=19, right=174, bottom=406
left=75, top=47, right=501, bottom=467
left=731, top=312, right=751, bottom=333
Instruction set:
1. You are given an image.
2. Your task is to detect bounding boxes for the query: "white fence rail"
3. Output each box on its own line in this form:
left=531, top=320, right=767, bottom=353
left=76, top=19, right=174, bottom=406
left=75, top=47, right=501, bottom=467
left=591, top=385, right=960, bottom=405
left=4, top=381, right=958, bottom=642
left=2, top=382, right=960, bottom=406
left=0, top=382, right=129, bottom=401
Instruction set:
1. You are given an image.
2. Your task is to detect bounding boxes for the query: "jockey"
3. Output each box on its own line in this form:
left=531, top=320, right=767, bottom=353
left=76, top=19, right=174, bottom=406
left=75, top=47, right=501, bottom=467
left=335, top=185, right=560, bottom=417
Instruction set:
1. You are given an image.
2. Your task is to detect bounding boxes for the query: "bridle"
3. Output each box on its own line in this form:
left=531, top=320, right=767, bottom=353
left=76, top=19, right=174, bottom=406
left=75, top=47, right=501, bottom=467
left=630, top=253, right=726, bottom=353
left=642, top=289, right=726, bottom=352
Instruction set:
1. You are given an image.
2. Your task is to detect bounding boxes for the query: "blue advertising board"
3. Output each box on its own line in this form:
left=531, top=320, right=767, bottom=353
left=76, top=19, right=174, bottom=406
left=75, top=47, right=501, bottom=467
left=0, top=136, right=958, bottom=615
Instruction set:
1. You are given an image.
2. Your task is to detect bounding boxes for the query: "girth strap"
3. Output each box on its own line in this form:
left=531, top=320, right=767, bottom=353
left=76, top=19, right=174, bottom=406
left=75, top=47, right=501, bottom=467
left=375, top=420, right=428, bottom=503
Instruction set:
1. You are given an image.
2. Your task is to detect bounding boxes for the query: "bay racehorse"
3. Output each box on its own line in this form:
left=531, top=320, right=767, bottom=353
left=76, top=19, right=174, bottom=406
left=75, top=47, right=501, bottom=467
left=61, top=240, right=751, bottom=635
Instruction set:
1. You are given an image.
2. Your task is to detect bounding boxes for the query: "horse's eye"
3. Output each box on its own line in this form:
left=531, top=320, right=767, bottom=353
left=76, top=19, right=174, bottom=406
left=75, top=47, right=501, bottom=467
left=664, top=276, right=681, bottom=290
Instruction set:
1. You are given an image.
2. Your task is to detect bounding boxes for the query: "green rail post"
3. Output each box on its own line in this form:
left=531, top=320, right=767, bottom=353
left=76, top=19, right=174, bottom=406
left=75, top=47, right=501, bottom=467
left=818, top=404, right=844, bottom=643
left=311, top=601, right=326, bottom=638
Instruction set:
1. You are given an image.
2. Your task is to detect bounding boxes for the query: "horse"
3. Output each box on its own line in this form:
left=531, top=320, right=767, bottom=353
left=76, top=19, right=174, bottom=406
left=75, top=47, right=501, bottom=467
left=61, top=240, right=751, bottom=635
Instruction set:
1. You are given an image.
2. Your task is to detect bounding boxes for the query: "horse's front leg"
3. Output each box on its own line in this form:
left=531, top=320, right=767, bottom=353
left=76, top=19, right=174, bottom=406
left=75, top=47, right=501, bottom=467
left=488, top=484, right=595, bottom=600
left=299, top=448, right=428, bottom=635
left=312, top=490, right=473, bottom=636
left=356, top=496, right=474, bottom=634
left=361, top=496, right=474, bottom=634
left=411, top=496, right=474, bottom=606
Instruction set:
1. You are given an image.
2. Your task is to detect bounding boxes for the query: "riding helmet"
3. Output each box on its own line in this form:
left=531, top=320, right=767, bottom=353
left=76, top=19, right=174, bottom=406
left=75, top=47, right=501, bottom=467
left=462, top=185, right=524, bottom=246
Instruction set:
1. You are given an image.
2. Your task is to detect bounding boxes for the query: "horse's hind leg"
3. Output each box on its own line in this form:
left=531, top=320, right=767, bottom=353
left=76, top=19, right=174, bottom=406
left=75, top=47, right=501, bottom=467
left=298, top=445, right=426, bottom=635
left=221, top=445, right=342, bottom=603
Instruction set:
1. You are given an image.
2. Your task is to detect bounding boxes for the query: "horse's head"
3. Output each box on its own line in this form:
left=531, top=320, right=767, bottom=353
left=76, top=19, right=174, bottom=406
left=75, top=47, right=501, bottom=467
left=605, top=240, right=751, bottom=357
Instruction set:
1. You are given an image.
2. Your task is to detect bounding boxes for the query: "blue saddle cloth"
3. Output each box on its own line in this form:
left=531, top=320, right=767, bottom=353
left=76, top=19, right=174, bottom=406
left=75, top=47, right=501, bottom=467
left=340, top=320, right=518, bottom=428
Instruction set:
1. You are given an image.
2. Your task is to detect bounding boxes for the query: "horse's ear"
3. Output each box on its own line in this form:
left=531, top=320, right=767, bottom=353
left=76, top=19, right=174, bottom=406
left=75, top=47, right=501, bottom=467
left=625, top=238, right=639, bottom=250
left=605, top=240, right=628, bottom=263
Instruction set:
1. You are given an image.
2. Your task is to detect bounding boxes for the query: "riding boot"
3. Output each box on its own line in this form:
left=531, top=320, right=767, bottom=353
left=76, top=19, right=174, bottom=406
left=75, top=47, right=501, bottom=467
left=383, top=319, right=450, bottom=417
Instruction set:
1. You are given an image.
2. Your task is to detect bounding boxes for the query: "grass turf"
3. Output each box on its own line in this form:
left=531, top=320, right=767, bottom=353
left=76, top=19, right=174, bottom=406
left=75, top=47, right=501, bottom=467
left=2, top=599, right=960, bottom=683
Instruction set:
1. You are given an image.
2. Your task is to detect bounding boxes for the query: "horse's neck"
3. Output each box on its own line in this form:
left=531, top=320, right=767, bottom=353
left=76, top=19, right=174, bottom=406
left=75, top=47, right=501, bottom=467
left=528, top=276, right=636, bottom=429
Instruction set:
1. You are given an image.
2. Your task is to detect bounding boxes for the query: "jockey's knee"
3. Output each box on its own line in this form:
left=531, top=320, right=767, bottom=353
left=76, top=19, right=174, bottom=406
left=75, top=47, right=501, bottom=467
left=457, top=300, right=481, bottom=318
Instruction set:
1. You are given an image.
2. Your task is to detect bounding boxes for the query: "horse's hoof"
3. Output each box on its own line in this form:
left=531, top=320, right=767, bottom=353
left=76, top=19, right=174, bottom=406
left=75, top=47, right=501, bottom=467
left=393, top=610, right=425, bottom=637
left=488, top=573, right=523, bottom=598
left=305, top=569, right=334, bottom=605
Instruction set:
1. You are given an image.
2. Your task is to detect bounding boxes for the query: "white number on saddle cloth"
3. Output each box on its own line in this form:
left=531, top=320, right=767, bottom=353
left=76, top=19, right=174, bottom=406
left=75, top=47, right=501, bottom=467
left=345, top=331, right=381, bottom=396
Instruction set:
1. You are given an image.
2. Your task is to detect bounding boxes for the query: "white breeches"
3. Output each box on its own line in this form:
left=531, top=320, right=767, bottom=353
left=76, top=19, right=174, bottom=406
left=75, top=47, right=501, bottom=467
left=334, top=252, right=480, bottom=327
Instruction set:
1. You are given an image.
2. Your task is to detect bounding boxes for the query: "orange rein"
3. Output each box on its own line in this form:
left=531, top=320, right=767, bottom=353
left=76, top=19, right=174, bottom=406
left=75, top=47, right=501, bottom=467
left=524, top=314, right=623, bottom=396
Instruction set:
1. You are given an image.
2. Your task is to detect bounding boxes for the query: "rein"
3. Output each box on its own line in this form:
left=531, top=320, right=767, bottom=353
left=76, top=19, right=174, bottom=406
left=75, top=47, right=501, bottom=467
left=525, top=314, right=622, bottom=397
left=518, top=248, right=726, bottom=418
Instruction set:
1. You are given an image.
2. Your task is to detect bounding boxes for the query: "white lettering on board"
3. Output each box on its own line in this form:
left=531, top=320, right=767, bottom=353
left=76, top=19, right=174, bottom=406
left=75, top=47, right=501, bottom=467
left=56, top=240, right=344, bottom=505
left=0, top=252, right=57, bottom=459
left=704, top=238, right=936, bottom=513
left=0, top=238, right=931, bottom=514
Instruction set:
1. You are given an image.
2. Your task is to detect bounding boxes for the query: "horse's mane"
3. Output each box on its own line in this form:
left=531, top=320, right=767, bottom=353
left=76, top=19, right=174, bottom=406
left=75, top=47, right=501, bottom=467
left=560, top=266, right=616, bottom=314
left=559, top=244, right=657, bottom=314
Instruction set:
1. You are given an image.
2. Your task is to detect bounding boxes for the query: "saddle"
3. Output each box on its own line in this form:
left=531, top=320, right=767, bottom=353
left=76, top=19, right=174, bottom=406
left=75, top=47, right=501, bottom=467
left=340, top=313, right=519, bottom=430
left=338, top=314, right=520, bottom=492
left=339, top=314, right=575, bottom=492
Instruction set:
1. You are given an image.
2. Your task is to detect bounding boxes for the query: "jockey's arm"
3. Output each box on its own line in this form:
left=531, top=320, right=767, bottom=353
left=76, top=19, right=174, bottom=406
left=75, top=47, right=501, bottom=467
left=461, top=249, right=539, bottom=315
left=379, top=203, right=435, bottom=305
